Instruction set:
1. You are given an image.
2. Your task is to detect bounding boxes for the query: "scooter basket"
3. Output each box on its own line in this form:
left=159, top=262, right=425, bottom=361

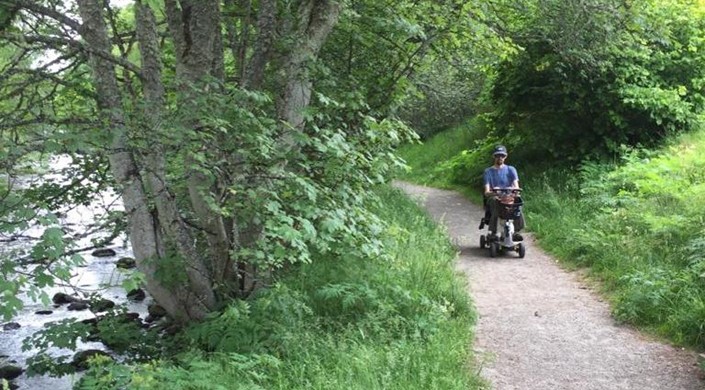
left=498, top=197, right=523, bottom=220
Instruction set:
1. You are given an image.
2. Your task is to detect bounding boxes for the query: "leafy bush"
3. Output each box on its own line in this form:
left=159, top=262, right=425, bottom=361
left=441, top=140, right=498, bottom=189
left=397, top=117, right=493, bottom=194
left=487, top=0, right=705, bottom=162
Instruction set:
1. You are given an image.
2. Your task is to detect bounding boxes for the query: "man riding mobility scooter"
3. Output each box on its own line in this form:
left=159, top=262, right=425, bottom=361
left=478, top=145, right=526, bottom=258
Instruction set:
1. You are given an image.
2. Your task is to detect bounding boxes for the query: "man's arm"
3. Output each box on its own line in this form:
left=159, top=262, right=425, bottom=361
left=483, top=169, right=496, bottom=196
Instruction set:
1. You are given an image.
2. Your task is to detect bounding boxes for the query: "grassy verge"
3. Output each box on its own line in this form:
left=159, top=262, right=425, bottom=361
left=525, top=133, right=705, bottom=349
left=78, top=186, right=485, bottom=389
left=397, top=118, right=487, bottom=201
left=399, top=121, right=705, bottom=353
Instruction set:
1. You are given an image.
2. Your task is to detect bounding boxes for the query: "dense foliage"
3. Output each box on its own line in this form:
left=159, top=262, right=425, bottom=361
left=475, top=0, right=705, bottom=163
left=408, top=0, right=705, bottom=192
left=0, top=0, right=458, bottom=322
left=317, top=1, right=512, bottom=139
left=0, top=0, right=490, bottom=386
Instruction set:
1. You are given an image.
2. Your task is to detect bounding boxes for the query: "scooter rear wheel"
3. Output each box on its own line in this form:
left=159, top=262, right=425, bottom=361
left=518, top=243, right=526, bottom=258
left=480, top=235, right=486, bottom=249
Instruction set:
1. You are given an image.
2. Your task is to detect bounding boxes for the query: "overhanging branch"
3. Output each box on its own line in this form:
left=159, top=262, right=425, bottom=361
left=0, top=32, right=145, bottom=79
left=1, top=0, right=83, bottom=32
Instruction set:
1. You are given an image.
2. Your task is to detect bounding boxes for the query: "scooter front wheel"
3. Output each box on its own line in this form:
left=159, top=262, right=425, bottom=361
left=490, top=242, right=499, bottom=258
left=518, top=243, right=526, bottom=258
left=480, top=235, right=486, bottom=249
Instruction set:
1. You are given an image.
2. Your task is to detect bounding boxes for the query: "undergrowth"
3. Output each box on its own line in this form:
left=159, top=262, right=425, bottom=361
left=396, top=117, right=489, bottom=199
left=76, top=186, right=485, bottom=389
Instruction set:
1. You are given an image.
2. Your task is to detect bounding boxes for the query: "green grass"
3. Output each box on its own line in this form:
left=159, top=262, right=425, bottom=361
left=78, top=186, right=486, bottom=389
left=397, top=118, right=489, bottom=202
left=398, top=120, right=480, bottom=182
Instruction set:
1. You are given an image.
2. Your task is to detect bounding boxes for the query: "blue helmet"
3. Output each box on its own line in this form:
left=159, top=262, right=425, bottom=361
left=493, top=145, right=508, bottom=156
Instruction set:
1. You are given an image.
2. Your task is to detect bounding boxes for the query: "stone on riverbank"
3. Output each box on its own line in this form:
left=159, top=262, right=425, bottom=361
left=115, top=257, right=136, bottom=269
left=147, top=304, right=167, bottom=318
left=52, top=292, right=82, bottom=305
left=126, top=288, right=145, bottom=301
left=91, top=248, right=116, bottom=257
left=90, top=298, right=115, bottom=312
left=71, top=350, right=111, bottom=371
left=2, top=322, right=20, bottom=331
left=0, top=363, right=23, bottom=380
left=67, top=302, right=90, bottom=311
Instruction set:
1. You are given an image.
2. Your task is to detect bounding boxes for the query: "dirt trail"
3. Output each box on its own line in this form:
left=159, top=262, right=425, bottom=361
left=394, top=181, right=704, bottom=390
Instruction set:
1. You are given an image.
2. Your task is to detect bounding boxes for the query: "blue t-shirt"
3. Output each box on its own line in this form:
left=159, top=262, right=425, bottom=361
left=483, top=165, right=518, bottom=189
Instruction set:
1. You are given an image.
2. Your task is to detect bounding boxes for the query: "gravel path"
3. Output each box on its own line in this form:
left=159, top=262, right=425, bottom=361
left=394, top=181, right=704, bottom=390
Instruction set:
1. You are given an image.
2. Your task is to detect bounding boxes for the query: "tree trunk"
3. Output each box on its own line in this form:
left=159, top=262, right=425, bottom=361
left=222, top=0, right=241, bottom=75
left=278, top=0, right=342, bottom=136
left=243, top=0, right=277, bottom=89
left=77, top=0, right=344, bottom=319
left=164, top=0, right=234, bottom=288
left=78, top=0, right=215, bottom=322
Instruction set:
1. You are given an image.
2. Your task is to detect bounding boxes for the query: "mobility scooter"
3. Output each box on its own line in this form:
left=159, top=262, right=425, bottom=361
left=479, top=188, right=525, bottom=258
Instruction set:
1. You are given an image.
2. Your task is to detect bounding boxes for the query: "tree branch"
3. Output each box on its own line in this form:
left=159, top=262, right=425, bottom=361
left=0, top=32, right=145, bottom=79
left=2, top=0, right=83, bottom=32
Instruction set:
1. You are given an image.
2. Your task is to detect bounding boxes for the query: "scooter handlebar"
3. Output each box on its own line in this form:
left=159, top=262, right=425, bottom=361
left=491, top=187, right=522, bottom=195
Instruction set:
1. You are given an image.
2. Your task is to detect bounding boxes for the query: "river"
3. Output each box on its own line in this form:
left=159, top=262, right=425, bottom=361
left=0, top=156, right=149, bottom=389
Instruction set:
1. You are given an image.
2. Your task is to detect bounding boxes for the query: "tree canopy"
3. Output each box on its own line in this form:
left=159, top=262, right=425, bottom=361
left=0, top=0, right=493, bottom=324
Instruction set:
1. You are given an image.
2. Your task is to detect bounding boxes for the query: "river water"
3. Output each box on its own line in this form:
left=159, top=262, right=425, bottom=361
left=0, top=157, right=148, bottom=389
